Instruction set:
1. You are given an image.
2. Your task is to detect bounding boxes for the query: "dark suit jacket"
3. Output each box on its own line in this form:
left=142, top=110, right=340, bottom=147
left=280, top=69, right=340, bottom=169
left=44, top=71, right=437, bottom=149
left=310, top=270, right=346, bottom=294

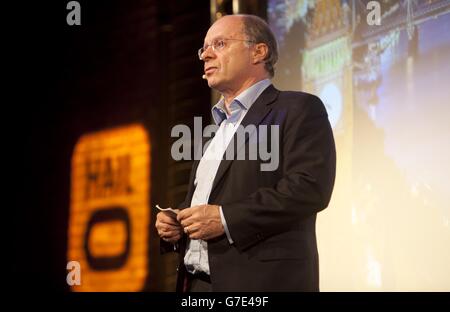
left=162, top=85, right=336, bottom=292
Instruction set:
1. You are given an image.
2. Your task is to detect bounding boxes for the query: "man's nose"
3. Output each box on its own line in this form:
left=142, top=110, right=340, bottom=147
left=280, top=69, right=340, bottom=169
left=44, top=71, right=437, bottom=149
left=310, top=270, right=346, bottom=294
left=201, top=46, right=214, bottom=61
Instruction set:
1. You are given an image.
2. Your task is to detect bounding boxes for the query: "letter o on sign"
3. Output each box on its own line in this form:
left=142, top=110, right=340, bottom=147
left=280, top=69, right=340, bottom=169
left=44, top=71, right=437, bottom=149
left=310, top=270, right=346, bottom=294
left=83, top=207, right=131, bottom=270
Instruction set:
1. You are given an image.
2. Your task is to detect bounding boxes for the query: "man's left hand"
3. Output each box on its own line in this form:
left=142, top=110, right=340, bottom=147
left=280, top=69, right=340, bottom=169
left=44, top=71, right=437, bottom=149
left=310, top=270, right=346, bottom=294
left=177, top=204, right=225, bottom=240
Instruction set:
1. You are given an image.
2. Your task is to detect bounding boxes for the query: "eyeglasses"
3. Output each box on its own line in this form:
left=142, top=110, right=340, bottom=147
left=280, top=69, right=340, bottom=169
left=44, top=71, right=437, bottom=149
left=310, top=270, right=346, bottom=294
left=198, top=38, right=255, bottom=60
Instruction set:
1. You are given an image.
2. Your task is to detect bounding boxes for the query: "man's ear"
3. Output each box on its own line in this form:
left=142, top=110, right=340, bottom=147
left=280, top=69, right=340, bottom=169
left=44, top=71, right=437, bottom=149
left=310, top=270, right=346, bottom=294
left=252, top=43, right=268, bottom=65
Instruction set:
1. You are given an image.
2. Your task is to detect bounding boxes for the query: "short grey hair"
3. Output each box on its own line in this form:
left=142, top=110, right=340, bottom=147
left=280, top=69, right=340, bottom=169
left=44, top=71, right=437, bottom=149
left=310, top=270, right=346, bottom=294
left=240, top=14, right=278, bottom=78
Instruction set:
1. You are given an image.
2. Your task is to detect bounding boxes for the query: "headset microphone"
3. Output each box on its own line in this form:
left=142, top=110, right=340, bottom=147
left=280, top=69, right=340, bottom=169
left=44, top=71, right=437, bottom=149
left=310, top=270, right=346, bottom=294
left=202, top=74, right=207, bottom=79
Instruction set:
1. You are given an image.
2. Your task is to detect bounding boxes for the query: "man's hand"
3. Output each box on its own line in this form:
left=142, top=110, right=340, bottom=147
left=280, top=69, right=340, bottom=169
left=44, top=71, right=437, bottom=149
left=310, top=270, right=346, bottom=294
left=155, top=210, right=182, bottom=244
left=177, top=204, right=224, bottom=240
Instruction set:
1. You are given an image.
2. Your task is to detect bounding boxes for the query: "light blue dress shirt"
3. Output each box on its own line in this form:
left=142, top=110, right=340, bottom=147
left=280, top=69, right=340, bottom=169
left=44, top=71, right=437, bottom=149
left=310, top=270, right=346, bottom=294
left=184, top=79, right=271, bottom=275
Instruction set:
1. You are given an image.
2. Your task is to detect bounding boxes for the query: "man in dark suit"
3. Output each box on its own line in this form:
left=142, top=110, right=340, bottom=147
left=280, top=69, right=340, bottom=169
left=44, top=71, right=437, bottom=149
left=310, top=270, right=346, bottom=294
left=155, top=14, right=336, bottom=292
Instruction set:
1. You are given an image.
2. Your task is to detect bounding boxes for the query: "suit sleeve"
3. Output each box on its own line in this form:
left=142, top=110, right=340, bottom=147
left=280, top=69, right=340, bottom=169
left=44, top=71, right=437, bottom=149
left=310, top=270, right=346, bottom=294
left=221, top=94, right=336, bottom=251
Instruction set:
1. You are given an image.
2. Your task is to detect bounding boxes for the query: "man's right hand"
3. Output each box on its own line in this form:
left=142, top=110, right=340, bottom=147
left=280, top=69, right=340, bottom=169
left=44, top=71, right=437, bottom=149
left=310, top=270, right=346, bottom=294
left=155, top=211, right=182, bottom=244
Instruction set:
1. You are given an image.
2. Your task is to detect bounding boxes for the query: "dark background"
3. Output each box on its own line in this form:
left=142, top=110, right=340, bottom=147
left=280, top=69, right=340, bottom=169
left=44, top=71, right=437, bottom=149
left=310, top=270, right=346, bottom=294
left=12, top=0, right=213, bottom=292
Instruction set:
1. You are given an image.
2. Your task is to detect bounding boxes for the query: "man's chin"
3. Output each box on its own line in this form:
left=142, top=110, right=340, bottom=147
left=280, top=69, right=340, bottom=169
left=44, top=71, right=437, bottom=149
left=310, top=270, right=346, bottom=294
left=206, top=77, right=226, bottom=93
left=207, top=78, right=218, bottom=88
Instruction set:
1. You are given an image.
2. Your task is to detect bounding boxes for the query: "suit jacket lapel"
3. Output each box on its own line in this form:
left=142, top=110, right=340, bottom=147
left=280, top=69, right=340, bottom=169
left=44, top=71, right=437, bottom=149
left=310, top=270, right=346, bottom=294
left=209, top=85, right=279, bottom=197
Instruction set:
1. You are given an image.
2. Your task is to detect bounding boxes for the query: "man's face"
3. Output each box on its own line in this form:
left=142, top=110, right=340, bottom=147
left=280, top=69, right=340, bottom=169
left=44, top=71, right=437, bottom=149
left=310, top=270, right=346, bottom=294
left=201, top=16, right=254, bottom=93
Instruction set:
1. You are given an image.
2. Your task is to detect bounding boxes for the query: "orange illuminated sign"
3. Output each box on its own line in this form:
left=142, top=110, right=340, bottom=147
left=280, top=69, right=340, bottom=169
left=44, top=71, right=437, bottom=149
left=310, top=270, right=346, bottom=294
left=68, top=124, right=150, bottom=291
